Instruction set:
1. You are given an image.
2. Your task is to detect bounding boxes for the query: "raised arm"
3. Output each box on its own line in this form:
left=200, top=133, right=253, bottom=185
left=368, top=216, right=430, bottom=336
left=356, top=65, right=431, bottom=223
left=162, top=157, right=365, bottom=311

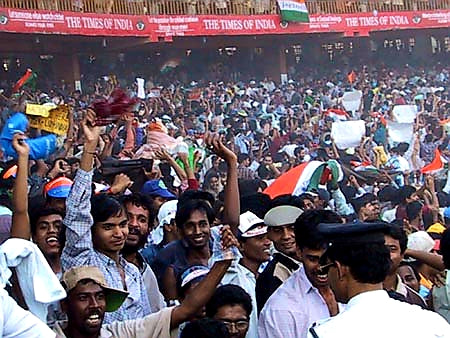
left=154, top=148, right=188, bottom=182
left=170, top=225, right=236, bottom=328
left=10, top=133, right=31, bottom=239
left=205, top=132, right=239, bottom=232
left=61, top=109, right=101, bottom=269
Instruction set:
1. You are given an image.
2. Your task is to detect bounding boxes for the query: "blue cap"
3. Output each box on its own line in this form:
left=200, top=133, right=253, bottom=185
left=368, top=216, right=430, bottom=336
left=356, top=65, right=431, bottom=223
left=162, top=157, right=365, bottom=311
left=141, top=179, right=176, bottom=199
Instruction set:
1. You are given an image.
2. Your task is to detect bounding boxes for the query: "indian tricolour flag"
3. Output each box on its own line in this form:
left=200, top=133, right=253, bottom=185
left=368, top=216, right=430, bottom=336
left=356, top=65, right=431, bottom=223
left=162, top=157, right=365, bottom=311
left=277, top=0, right=309, bottom=23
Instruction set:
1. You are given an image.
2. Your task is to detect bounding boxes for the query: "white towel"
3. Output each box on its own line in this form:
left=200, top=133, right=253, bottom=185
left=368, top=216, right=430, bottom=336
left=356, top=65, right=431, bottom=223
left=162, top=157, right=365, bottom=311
left=0, top=238, right=66, bottom=322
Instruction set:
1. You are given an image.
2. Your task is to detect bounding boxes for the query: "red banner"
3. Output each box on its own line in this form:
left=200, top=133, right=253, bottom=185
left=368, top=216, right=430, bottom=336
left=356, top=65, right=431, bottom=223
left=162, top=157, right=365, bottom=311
left=0, top=8, right=448, bottom=39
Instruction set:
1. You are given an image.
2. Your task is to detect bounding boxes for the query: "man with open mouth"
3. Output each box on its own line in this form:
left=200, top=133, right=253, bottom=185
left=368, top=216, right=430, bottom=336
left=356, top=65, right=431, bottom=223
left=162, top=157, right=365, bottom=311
left=259, top=210, right=343, bottom=338
left=54, top=254, right=235, bottom=338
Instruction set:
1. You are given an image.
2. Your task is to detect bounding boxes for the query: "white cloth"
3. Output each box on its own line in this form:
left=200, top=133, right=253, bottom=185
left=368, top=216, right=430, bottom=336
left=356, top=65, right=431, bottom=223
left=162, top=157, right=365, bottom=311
left=221, top=262, right=258, bottom=338
left=0, top=239, right=66, bottom=322
left=259, top=266, right=332, bottom=338
left=0, top=288, right=55, bottom=337
left=309, top=290, right=450, bottom=338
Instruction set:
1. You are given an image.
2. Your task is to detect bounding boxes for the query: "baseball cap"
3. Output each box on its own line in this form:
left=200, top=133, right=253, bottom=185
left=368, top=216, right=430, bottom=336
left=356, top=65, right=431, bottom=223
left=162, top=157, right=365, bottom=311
left=238, top=211, right=267, bottom=238
left=180, top=265, right=210, bottom=288
left=62, top=266, right=128, bottom=312
left=44, top=177, right=73, bottom=198
left=264, top=205, right=303, bottom=227
left=141, top=179, right=176, bottom=199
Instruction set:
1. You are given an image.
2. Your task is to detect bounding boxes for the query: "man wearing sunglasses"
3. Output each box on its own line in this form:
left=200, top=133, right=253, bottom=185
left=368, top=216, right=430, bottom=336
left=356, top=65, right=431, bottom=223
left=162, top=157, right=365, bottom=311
left=258, top=210, right=342, bottom=338
left=308, top=222, right=449, bottom=338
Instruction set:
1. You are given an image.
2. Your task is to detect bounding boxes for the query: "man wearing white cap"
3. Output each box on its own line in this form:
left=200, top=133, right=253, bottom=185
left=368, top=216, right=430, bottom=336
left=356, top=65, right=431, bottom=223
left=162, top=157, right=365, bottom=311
left=221, top=211, right=272, bottom=338
left=142, top=200, right=180, bottom=266
left=256, top=205, right=303, bottom=313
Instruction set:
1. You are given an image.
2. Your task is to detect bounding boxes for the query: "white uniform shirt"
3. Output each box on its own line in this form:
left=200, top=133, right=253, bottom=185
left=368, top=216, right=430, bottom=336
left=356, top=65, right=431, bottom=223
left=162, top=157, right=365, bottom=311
left=308, top=290, right=450, bottom=338
left=259, top=265, right=332, bottom=338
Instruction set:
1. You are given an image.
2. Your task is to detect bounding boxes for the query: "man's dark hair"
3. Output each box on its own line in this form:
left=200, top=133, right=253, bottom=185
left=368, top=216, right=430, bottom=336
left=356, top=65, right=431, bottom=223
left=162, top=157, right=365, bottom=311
left=206, top=284, right=253, bottom=319
left=406, top=201, right=423, bottom=221
left=386, top=224, right=407, bottom=254
left=238, top=153, right=250, bottom=163
left=398, top=185, right=417, bottom=205
left=298, top=193, right=315, bottom=210
left=378, top=186, right=398, bottom=203
left=175, top=199, right=215, bottom=229
left=178, top=190, right=215, bottom=208
left=29, top=207, right=65, bottom=235
left=120, top=193, right=155, bottom=225
left=180, top=318, right=229, bottom=338
left=327, top=242, right=391, bottom=284
left=257, top=165, right=271, bottom=180
left=351, top=193, right=376, bottom=214
left=441, top=229, right=450, bottom=269
left=240, top=193, right=272, bottom=219
left=295, top=210, right=341, bottom=250
left=91, top=194, right=125, bottom=224
left=270, top=194, right=303, bottom=209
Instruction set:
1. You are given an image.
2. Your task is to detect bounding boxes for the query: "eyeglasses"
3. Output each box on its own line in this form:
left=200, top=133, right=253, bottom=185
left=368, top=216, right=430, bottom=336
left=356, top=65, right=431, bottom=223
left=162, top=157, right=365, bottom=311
left=219, top=319, right=249, bottom=331
left=317, top=261, right=336, bottom=274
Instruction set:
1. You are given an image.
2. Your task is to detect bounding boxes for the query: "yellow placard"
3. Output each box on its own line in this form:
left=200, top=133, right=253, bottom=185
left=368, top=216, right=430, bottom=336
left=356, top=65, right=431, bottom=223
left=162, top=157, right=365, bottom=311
left=25, top=103, right=56, bottom=117
left=28, top=106, right=70, bottom=136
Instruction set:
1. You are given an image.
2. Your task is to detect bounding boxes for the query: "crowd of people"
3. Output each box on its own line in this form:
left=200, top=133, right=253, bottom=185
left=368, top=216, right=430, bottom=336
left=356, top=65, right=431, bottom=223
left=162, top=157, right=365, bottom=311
left=0, top=60, right=450, bottom=337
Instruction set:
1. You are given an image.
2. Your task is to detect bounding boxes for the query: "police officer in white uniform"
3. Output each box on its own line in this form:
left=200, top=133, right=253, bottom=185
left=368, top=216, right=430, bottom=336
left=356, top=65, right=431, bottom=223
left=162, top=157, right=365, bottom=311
left=308, top=222, right=450, bottom=338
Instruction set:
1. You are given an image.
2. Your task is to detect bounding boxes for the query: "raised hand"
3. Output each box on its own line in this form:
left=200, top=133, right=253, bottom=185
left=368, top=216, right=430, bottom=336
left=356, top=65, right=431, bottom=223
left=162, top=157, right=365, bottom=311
left=12, top=133, right=29, bottom=158
left=81, top=109, right=101, bottom=145
left=110, top=173, right=133, bottom=195
left=204, top=131, right=237, bottom=164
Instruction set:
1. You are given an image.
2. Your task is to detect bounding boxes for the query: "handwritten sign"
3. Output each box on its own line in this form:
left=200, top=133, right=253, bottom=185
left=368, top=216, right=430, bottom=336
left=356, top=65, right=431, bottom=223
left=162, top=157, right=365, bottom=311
left=25, top=103, right=56, bottom=117
left=28, top=105, right=70, bottom=136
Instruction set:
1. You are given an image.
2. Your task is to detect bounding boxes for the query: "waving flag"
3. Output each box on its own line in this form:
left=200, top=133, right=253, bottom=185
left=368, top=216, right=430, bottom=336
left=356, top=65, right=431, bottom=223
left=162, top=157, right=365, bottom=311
left=263, top=160, right=343, bottom=199
left=421, top=149, right=445, bottom=174
left=12, top=68, right=37, bottom=93
left=277, top=0, right=309, bottom=22
left=324, top=108, right=350, bottom=121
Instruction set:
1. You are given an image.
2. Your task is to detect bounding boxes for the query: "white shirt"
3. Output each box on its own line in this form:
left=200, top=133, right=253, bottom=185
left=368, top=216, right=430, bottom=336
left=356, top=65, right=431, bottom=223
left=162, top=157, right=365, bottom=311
left=309, top=290, right=450, bottom=338
left=221, top=262, right=258, bottom=338
left=397, top=155, right=411, bottom=173
left=0, top=288, right=55, bottom=337
left=259, top=265, right=332, bottom=338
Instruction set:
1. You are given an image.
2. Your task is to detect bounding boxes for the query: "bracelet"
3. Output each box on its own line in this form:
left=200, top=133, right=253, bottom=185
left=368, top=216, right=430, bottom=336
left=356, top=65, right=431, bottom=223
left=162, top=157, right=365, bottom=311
left=85, top=151, right=97, bottom=154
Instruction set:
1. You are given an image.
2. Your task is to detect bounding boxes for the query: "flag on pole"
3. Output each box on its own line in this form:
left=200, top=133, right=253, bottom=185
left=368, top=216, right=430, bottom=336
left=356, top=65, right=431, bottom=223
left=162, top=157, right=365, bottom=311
left=12, top=69, right=37, bottom=93
left=277, top=0, right=309, bottom=23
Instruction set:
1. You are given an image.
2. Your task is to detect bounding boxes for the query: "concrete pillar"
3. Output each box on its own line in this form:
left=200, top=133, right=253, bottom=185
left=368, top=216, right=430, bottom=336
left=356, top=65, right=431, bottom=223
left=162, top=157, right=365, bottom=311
left=279, top=46, right=288, bottom=84
left=263, top=45, right=288, bottom=84
left=52, top=54, right=81, bottom=92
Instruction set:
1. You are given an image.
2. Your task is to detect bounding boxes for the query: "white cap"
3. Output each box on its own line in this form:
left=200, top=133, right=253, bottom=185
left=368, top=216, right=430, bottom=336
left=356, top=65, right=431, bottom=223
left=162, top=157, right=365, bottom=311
left=407, top=231, right=435, bottom=253
left=151, top=200, right=178, bottom=245
left=238, top=211, right=267, bottom=238
left=158, top=200, right=178, bottom=227
left=264, top=206, right=303, bottom=227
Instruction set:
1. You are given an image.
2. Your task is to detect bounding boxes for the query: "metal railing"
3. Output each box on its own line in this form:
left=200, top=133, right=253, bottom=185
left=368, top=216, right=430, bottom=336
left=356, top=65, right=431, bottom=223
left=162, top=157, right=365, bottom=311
left=0, top=0, right=448, bottom=15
